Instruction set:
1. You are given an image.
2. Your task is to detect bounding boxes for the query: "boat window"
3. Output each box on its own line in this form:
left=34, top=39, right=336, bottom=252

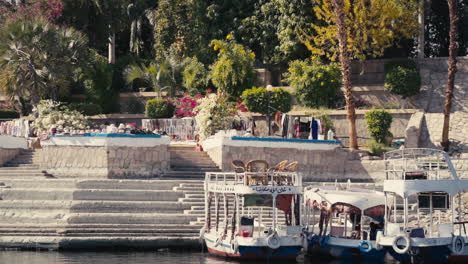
left=418, top=192, right=449, bottom=209
left=244, top=194, right=273, bottom=207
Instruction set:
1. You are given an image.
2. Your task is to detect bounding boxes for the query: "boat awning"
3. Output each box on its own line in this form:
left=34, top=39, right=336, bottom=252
left=384, top=180, right=468, bottom=198
left=304, top=187, right=386, bottom=211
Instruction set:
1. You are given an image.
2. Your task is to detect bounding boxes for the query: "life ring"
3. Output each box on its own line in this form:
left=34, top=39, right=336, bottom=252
left=214, top=235, right=223, bottom=247
left=231, top=239, right=239, bottom=253
left=392, top=234, right=411, bottom=254
left=199, top=227, right=206, bottom=244
left=267, top=232, right=281, bottom=249
left=452, top=236, right=465, bottom=255
left=375, top=230, right=383, bottom=250
left=359, top=240, right=373, bottom=253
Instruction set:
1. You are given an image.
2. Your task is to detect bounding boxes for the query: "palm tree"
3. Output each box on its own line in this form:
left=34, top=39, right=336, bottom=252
left=124, top=62, right=172, bottom=98
left=0, top=16, right=88, bottom=109
left=330, top=0, right=358, bottom=149
left=127, top=0, right=154, bottom=56
left=440, top=0, right=459, bottom=151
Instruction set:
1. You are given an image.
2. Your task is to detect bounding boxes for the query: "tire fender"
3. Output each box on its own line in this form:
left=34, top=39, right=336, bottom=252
left=359, top=240, right=373, bottom=253
left=392, top=234, right=411, bottom=254
left=267, top=232, right=281, bottom=249
left=452, top=235, right=465, bottom=255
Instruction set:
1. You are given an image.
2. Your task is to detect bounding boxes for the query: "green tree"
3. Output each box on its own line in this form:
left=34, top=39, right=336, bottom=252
left=0, top=15, right=89, bottom=111
left=365, top=109, right=393, bottom=144
left=183, top=57, right=209, bottom=95
left=127, top=0, right=155, bottom=56
left=209, top=39, right=256, bottom=99
left=284, top=59, right=341, bottom=108
left=301, top=0, right=419, bottom=61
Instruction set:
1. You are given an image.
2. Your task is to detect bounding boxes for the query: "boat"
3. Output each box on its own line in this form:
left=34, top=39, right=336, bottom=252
left=375, top=148, right=468, bottom=263
left=303, top=184, right=388, bottom=260
left=200, top=170, right=305, bottom=259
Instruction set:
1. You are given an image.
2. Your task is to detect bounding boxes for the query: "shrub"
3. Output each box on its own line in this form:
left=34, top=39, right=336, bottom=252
left=283, top=59, right=341, bottom=108
left=30, top=100, right=88, bottom=131
left=209, top=39, right=256, bottom=99
left=365, top=109, right=393, bottom=144
left=195, top=94, right=236, bottom=140
left=384, top=59, right=421, bottom=98
left=369, top=141, right=386, bottom=156
left=241, top=87, right=292, bottom=115
left=0, top=109, right=20, bottom=119
left=174, top=94, right=204, bottom=118
left=68, top=103, right=103, bottom=116
left=183, top=57, right=209, bottom=95
left=145, top=99, right=175, bottom=119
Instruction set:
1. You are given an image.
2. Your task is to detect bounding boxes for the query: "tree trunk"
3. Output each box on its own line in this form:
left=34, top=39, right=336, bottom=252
left=440, top=0, right=459, bottom=151
left=417, top=0, right=425, bottom=58
left=331, top=0, right=358, bottom=149
left=108, top=30, right=116, bottom=64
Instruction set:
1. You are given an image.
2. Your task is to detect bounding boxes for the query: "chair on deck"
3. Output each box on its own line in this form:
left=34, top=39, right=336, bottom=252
left=268, top=160, right=288, bottom=185
left=232, top=160, right=246, bottom=173
left=246, top=160, right=269, bottom=185
left=283, top=161, right=298, bottom=185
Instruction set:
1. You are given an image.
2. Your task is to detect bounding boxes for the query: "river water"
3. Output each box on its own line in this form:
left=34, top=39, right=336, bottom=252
left=0, top=250, right=397, bottom=264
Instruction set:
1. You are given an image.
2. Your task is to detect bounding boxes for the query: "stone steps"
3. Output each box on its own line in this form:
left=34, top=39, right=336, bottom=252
left=0, top=200, right=192, bottom=213
left=66, top=213, right=198, bottom=225
left=0, top=189, right=184, bottom=201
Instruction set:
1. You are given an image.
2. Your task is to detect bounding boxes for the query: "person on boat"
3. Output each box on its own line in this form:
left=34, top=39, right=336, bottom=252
left=318, top=201, right=330, bottom=237
left=369, top=222, right=377, bottom=240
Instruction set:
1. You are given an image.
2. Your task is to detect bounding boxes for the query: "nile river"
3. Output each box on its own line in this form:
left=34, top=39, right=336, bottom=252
left=0, top=250, right=397, bottom=264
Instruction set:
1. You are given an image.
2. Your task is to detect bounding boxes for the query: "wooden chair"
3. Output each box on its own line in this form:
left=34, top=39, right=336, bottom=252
left=283, top=161, right=298, bottom=185
left=246, top=160, right=269, bottom=185
left=232, top=160, right=246, bottom=173
left=268, top=160, right=288, bottom=185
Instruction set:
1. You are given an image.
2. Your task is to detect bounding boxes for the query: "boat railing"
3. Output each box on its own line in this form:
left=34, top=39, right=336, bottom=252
left=205, top=171, right=302, bottom=187
left=383, top=148, right=459, bottom=180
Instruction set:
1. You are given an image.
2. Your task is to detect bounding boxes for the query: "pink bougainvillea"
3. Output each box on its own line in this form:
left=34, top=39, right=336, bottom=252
left=174, top=93, right=205, bottom=118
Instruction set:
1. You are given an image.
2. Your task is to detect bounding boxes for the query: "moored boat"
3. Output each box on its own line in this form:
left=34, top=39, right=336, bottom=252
left=375, top=148, right=468, bottom=263
left=303, top=185, right=388, bottom=260
left=200, top=170, right=305, bottom=259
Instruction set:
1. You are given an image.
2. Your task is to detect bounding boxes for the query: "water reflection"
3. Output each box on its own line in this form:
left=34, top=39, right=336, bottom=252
left=0, top=250, right=396, bottom=264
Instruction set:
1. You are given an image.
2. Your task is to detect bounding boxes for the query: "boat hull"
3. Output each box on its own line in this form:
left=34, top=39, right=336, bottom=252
left=204, top=233, right=302, bottom=259
left=307, top=235, right=386, bottom=260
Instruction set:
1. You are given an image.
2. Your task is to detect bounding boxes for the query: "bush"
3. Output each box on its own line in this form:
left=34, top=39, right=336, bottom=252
left=195, top=94, right=236, bottom=140
left=283, top=59, right=341, bottom=108
left=68, top=103, right=103, bottom=116
left=384, top=59, right=421, bottom=98
left=369, top=141, right=386, bottom=156
left=183, top=57, right=209, bottom=95
left=365, top=109, right=393, bottom=144
left=145, top=99, right=175, bottom=119
left=241, top=87, right=292, bottom=115
left=0, top=109, right=20, bottom=119
left=209, top=39, right=256, bottom=99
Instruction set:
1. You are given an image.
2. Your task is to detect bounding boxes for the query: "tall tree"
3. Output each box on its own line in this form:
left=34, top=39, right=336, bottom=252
left=0, top=15, right=89, bottom=110
left=440, top=0, right=460, bottom=150
left=302, top=0, right=419, bottom=61
left=330, top=0, right=358, bottom=149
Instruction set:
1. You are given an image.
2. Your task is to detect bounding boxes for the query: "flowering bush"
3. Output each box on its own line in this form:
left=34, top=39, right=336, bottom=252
left=30, top=100, right=88, bottom=132
left=195, top=94, right=236, bottom=140
left=174, top=93, right=204, bottom=118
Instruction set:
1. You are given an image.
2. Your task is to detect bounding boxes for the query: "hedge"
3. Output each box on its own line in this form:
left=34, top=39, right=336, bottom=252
left=145, top=99, right=175, bottom=119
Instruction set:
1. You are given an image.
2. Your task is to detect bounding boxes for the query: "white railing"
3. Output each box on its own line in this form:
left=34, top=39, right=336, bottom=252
left=205, top=171, right=302, bottom=187
left=384, top=148, right=459, bottom=180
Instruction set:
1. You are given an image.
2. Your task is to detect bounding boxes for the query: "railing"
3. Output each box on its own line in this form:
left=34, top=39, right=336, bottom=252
left=384, top=148, right=459, bottom=180
left=205, top=171, right=302, bottom=187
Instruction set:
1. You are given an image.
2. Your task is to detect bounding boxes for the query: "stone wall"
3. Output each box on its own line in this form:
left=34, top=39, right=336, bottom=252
left=416, top=57, right=468, bottom=113
left=419, top=112, right=468, bottom=155
left=0, top=148, right=21, bottom=166
left=41, top=137, right=170, bottom=178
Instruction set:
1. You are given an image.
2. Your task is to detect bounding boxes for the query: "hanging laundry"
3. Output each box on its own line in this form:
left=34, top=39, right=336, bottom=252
left=311, top=118, right=319, bottom=140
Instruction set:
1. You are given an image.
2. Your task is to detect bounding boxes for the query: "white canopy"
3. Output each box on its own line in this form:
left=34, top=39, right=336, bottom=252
left=304, top=187, right=387, bottom=211
left=383, top=179, right=468, bottom=198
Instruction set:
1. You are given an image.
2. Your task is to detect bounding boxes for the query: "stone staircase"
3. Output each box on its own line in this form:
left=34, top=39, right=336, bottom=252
left=0, top=178, right=205, bottom=249
left=0, top=149, right=49, bottom=178
left=163, top=145, right=221, bottom=179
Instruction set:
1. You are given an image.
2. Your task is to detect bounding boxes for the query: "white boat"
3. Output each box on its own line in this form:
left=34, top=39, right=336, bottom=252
left=303, top=184, right=388, bottom=260
left=200, top=171, right=305, bottom=259
left=375, top=148, right=468, bottom=263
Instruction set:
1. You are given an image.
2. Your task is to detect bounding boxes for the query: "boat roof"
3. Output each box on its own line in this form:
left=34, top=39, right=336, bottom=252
left=384, top=179, right=468, bottom=197
left=304, top=187, right=386, bottom=211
